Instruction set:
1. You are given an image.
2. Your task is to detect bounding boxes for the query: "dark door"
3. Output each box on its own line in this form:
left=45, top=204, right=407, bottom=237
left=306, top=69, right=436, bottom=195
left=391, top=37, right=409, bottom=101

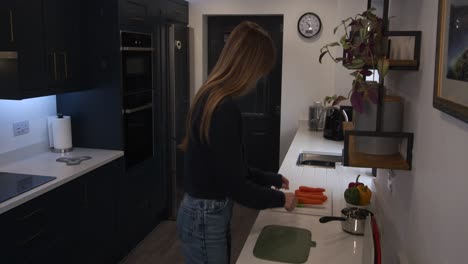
left=208, top=16, right=283, bottom=172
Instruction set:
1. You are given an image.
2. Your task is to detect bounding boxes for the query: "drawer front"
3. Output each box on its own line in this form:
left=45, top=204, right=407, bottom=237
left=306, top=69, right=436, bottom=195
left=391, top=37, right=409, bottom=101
left=0, top=194, right=57, bottom=263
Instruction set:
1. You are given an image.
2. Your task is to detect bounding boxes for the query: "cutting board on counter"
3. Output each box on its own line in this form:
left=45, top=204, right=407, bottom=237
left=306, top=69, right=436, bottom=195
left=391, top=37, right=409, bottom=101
left=253, top=225, right=316, bottom=264
left=271, top=167, right=333, bottom=216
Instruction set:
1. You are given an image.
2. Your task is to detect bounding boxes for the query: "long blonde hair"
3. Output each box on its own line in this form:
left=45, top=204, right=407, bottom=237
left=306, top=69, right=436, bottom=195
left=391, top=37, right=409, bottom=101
left=180, top=21, right=276, bottom=151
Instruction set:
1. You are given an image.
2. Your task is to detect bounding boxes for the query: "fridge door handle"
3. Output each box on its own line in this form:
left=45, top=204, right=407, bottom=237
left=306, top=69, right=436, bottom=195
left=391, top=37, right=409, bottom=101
left=169, top=25, right=177, bottom=138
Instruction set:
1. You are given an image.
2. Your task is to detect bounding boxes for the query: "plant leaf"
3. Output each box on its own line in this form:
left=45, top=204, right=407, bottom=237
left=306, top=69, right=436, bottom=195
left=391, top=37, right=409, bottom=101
left=350, top=71, right=360, bottom=77
left=332, top=96, right=348, bottom=106
left=367, top=86, right=379, bottom=104
left=319, top=51, right=328, bottom=64
left=377, top=58, right=390, bottom=80
left=350, top=92, right=364, bottom=113
left=360, top=68, right=373, bottom=76
left=333, top=25, right=340, bottom=34
left=340, top=35, right=347, bottom=45
left=347, top=58, right=366, bottom=69
left=327, top=42, right=341, bottom=47
left=324, top=95, right=337, bottom=106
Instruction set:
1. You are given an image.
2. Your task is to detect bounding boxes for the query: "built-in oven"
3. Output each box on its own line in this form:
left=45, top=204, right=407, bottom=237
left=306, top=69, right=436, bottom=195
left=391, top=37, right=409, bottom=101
left=121, top=31, right=154, bottom=168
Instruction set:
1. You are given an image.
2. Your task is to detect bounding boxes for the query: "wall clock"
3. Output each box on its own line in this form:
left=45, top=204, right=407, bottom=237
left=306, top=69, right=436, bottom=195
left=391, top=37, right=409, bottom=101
left=298, top=12, right=322, bottom=38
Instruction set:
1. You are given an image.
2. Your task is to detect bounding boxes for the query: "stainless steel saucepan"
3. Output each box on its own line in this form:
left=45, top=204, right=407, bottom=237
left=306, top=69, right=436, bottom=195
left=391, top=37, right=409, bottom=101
left=319, top=207, right=373, bottom=236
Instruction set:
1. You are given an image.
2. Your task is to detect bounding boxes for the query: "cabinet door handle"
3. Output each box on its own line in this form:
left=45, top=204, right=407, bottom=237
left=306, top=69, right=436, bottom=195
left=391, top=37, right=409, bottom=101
left=17, top=229, right=44, bottom=247
left=63, top=52, right=68, bottom=80
left=53, top=52, right=58, bottom=81
left=84, top=182, right=89, bottom=208
left=15, top=208, right=43, bottom=222
left=9, top=9, right=14, bottom=42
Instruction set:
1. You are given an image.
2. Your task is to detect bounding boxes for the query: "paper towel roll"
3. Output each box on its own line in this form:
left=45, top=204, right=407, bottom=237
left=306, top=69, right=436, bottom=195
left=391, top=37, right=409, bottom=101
left=48, top=115, right=73, bottom=151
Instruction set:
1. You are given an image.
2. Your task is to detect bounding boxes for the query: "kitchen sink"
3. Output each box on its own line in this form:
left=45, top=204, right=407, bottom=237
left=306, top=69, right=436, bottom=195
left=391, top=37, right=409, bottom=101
left=296, top=152, right=342, bottom=168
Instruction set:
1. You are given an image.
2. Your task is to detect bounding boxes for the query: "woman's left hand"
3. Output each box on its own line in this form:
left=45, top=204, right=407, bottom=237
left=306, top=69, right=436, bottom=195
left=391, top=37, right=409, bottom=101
left=276, top=176, right=289, bottom=190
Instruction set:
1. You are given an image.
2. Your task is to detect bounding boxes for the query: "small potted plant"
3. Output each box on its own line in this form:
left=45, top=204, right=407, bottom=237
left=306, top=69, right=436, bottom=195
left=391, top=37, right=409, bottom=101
left=319, top=8, right=389, bottom=113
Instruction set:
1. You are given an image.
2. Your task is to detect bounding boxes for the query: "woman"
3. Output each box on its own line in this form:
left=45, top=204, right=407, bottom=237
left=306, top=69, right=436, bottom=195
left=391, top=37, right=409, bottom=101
left=177, top=21, right=296, bottom=264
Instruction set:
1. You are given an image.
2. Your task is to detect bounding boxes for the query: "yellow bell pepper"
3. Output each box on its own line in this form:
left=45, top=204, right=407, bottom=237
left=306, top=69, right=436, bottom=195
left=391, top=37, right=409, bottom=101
left=356, top=185, right=372, bottom=205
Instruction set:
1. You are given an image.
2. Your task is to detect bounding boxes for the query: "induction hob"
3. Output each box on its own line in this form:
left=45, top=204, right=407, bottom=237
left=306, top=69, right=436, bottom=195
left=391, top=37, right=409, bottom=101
left=0, top=172, right=56, bottom=203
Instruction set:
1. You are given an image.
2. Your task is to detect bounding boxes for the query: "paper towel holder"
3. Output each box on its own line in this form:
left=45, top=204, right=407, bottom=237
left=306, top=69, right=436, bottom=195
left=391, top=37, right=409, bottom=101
left=48, top=114, right=73, bottom=153
left=51, top=147, right=74, bottom=153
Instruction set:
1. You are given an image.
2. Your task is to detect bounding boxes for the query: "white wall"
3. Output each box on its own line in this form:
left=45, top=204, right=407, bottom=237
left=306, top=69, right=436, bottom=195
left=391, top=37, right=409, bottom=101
left=373, top=0, right=468, bottom=263
left=188, top=0, right=366, bottom=161
left=0, top=96, right=56, bottom=154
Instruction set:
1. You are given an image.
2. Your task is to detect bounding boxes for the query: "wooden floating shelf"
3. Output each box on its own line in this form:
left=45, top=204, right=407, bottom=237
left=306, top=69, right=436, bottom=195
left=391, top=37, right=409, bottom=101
left=347, top=151, right=410, bottom=170
left=342, top=122, right=414, bottom=170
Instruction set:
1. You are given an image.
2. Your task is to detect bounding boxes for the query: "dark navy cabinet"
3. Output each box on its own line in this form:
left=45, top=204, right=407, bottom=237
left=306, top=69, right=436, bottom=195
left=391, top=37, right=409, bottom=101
left=0, top=157, right=124, bottom=264
left=0, top=1, right=16, bottom=51
left=0, top=0, right=188, bottom=100
left=43, top=0, right=83, bottom=92
left=120, top=0, right=150, bottom=25
left=165, top=0, right=188, bottom=24
left=0, top=0, right=84, bottom=100
left=119, top=158, right=157, bottom=253
left=120, top=0, right=188, bottom=25
left=0, top=0, right=49, bottom=99
left=77, top=158, right=123, bottom=264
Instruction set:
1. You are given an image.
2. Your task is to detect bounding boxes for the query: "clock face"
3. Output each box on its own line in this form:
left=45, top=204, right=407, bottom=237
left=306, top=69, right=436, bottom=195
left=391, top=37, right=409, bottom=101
left=298, top=13, right=322, bottom=38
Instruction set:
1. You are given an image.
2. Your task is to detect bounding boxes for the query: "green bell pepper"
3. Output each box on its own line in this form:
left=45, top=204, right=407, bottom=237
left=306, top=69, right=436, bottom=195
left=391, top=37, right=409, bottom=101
left=344, top=187, right=360, bottom=205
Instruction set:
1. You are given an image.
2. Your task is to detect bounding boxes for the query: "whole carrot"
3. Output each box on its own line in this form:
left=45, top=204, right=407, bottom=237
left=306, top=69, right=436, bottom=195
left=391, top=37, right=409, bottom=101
left=299, top=186, right=326, bottom=193
left=297, top=197, right=324, bottom=205
left=295, top=191, right=328, bottom=201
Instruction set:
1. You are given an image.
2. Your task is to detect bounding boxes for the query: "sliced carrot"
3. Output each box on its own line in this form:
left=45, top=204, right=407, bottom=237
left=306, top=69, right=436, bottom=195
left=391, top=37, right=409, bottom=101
left=297, top=197, right=323, bottom=205
left=298, top=186, right=326, bottom=193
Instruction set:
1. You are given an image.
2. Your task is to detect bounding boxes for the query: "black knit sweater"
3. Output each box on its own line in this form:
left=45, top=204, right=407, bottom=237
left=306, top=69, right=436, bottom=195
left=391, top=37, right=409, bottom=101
left=183, top=95, right=285, bottom=209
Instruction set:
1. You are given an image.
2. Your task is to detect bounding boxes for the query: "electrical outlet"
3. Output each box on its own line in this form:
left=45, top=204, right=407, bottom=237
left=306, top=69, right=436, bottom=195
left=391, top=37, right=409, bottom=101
left=13, top=120, right=30, bottom=137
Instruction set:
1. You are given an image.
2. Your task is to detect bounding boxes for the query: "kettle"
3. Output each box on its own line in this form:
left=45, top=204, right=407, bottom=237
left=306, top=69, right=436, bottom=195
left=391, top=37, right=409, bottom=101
left=322, top=106, right=351, bottom=141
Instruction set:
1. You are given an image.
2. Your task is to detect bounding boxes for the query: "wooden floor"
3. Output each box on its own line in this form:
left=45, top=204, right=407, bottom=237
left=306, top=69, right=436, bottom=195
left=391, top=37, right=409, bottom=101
left=120, top=203, right=259, bottom=264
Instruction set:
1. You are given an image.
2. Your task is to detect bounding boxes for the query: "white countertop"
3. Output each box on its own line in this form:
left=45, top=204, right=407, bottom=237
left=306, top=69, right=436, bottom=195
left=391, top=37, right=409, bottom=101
left=236, top=121, right=374, bottom=264
left=0, top=147, right=124, bottom=215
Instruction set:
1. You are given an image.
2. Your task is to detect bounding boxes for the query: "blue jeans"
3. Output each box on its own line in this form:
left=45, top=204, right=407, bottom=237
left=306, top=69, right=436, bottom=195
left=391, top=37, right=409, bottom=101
left=176, top=194, right=234, bottom=264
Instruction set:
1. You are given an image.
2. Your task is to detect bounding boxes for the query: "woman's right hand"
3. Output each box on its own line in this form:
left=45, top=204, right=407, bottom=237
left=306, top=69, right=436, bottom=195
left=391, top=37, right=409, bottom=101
left=283, top=193, right=297, bottom=212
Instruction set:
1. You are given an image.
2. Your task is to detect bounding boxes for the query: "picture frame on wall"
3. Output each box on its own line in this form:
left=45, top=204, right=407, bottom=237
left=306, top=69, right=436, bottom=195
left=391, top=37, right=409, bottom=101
left=434, top=0, right=468, bottom=123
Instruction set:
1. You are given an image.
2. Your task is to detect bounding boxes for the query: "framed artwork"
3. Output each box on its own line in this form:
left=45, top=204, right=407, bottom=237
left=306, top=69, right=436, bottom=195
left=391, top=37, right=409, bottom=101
left=386, top=31, right=422, bottom=70
left=434, top=0, right=468, bottom=123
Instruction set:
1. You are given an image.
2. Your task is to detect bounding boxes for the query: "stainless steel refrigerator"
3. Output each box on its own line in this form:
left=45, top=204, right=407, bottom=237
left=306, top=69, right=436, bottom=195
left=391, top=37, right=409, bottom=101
left=167, top=24, right=190, bottom=219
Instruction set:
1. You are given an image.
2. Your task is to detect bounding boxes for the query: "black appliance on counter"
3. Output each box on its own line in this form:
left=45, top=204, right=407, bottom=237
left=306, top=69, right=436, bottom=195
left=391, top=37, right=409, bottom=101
left=0, top=173, right=56, bottom=203
left=323, top=106, right=353, bottom=141
left=121, top=31, right=154, bottom=169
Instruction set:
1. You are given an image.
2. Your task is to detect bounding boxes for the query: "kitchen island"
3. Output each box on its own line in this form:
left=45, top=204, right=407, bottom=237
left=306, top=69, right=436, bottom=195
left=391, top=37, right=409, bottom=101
left=236, top=121, right=375, bottom=264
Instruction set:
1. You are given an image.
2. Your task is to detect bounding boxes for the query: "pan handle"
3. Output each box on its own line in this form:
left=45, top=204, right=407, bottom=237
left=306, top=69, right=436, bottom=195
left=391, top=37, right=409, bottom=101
left=319, top=216, right=347, bottom=223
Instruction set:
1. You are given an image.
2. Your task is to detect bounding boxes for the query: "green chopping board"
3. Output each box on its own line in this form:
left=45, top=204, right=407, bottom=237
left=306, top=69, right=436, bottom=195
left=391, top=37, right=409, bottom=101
left=253, top=225, right=316, bottom=263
